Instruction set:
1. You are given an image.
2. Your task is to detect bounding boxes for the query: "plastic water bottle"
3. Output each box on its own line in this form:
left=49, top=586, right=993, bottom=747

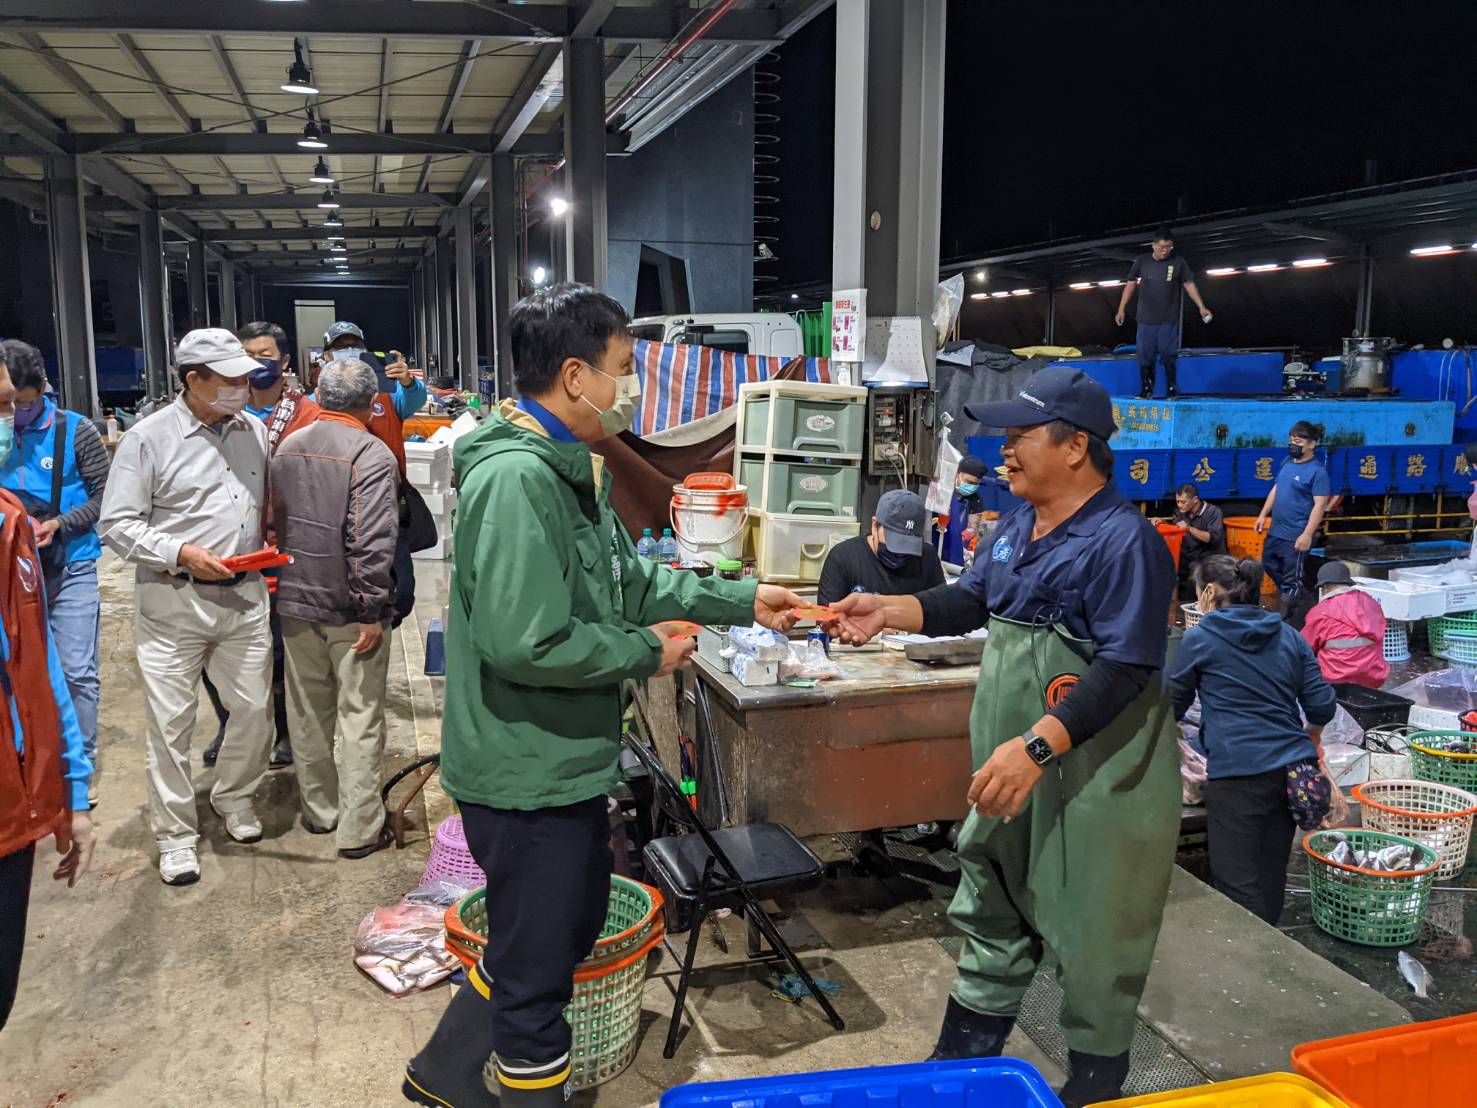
left=636, top=528, right=657, bottom=560
left=658, top=527, right=679, bottom=563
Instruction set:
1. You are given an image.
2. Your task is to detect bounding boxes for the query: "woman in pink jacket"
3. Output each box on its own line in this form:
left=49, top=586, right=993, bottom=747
left=1301, top=561, right=1388, bottom=688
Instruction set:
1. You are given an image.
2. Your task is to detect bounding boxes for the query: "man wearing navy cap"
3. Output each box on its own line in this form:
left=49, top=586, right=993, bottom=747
left=827, top=365, right=1181, bottom=1107
left=817, top=489, right=946, bottom=605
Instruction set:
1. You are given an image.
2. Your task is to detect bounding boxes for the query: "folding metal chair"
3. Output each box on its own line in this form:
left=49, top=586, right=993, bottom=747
left=622, top=731, right=845, bottom=1058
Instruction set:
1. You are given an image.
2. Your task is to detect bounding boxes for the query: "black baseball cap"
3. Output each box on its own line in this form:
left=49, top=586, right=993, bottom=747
left=958, top=456, right=988, bottom=479
left=874, top=489, right=927, bottom=557
left=1316, top=561, right=1353, bottom=588
left=965, top=365, right=1118, bottom=441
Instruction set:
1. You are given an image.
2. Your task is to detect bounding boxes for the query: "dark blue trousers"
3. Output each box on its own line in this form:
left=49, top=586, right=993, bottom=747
left=1136, top=322, right=1181, bottom=395
left=1261, top=535, right=1307, bottom=604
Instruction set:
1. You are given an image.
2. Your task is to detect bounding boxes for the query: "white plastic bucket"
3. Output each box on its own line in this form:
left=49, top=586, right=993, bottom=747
left=671, top=481, right=748, bottom=565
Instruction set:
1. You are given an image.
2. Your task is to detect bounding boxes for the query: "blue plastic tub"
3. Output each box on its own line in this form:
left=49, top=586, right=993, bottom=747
left=660, top=1058, right=1063, bottom=1108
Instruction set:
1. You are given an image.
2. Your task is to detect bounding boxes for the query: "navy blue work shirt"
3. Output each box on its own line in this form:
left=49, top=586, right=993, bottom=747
left=1268, top=457, right=1331, bottom=541
left=947, top=483, right=1176, bottom=668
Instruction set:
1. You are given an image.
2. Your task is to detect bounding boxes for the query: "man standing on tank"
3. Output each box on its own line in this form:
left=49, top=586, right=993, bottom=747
left=1115, top=227, right=1214, bottom=399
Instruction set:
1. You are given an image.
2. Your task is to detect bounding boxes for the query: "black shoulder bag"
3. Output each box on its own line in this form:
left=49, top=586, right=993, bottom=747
left=11, top=410, right=70, bottom=580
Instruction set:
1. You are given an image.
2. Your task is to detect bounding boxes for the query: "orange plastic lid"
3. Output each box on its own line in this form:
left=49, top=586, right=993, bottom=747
left=655, top=620, right=702, bottom=640
left=681, top=472, right=736, bottom=490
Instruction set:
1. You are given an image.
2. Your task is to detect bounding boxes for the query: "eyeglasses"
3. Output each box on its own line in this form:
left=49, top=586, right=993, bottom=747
left=1003, top=426, right=1051, bottom=449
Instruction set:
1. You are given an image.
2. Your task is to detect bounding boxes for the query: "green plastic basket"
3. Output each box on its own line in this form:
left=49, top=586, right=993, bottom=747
left=1408, top=730, right=1477, bottom=790
left=1428, top=612, right=1477, bottom=655
left=443, top=876, right=664, bottom=1090
left=1304, top=829, right=1439, bottom=946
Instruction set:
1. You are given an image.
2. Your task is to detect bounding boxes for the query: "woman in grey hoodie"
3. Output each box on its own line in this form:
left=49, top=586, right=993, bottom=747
left=1171, top=555, right=1336, bottom=924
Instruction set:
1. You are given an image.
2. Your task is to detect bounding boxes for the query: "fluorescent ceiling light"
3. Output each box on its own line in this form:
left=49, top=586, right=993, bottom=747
left=990, top=290, right=1012, bottom=299
left=1011, top=288, right=1031, bottom=296
left=1292, top=257, right=1330, bottom=268
left=1205, top=267, right=1238, bottom=276
left=1247, top=263, right=1281, bottom=272
left=1097, top=279, right=1123, bottom=288
left=970, top=292, right=990, bottom=300
left=1411, top=244, right=1455, bottom=256
left=1068, top=281, right=1094, bottom=290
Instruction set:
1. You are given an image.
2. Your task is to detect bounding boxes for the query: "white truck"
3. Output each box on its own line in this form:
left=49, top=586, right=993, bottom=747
left=629, top=313, right=805, bottom=358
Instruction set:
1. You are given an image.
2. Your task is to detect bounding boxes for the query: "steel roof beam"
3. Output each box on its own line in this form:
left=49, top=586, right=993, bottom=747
left=115, top=34, right=199, bottom=131
left=224, top=247, right=423, bottom=262
left=0, top=131, right=623, bottom=157
left=91, top=191, right=455, bottom=212
left=201, top=225, right=435, bottom=242
left=1261, top=220, right=1352, bottom=244
left=0, top=3, right=788, bottom=44
left=18, top=32, right=134, bottom=132
left=0, top=74, right=68, bottom=155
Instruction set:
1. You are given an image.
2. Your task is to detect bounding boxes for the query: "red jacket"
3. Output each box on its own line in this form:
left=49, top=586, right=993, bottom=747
left=1302, top=587, right=1389, bottom=688
left=366, top=391, right=406, bottom=474
left=0, top=488, right=68, bottom=857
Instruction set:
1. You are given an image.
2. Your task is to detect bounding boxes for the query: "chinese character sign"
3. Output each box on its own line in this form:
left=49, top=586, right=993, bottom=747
left=1254, top=457, right=1273, bottom=481
left=1192, top=457, right=1215, bottom=483
left=1129, top=458, right=1150, bottom=485
left=1358, top=454, right=1378, bottom=480
left=1406, top=454, right=1427, bottom=478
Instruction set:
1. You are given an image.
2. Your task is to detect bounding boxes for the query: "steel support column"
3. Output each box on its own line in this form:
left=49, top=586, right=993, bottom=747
left=186, top=239, right=209, bottom=329
left=43, top=156, right=98, bottom=412
left=490, top=153, right=518, bottom=398
left=436, top=236, right=456, bottom=377
left=1355, top=248, right=1375, bottom=336
left=454, top=204, right=479, bottom=392
left=44, top=155, right=99, bottom=417
left=831, top=0, right=947, bottom=372
left=410, top=267, right=427, bottom=366
left=563, top=37, right=608, bottom=287
left=218, top=259, right=238, bottom=332
left=1044, top=280, right=1057, bottom=345
left=137, top=207, right=171, bottom=399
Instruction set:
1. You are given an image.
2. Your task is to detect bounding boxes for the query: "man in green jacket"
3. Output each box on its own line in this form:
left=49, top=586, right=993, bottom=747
left=403, top=283, right=804, bottom=1108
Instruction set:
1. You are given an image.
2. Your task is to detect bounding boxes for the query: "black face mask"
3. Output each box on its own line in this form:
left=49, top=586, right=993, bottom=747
left=1288, top=442, right=1306, bottom=459
left=875, top=544, right=915, bottom=572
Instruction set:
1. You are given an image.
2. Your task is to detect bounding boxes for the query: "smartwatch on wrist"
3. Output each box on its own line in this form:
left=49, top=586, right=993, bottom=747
left=1023, top=730, right=1055, bottom=767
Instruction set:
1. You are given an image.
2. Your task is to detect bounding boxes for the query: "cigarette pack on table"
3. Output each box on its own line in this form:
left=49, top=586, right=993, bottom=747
left=729, top=651, right=779, bottom=687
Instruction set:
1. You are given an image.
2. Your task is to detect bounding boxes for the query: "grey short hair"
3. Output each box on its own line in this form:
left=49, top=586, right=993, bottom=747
left=317, top=358, right=378, bottom=413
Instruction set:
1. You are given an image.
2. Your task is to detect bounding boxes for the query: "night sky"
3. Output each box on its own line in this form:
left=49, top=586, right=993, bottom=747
left=772, top=1, right=1477, bottom=290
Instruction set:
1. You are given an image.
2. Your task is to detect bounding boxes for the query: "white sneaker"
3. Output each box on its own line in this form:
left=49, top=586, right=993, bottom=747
left=160, top=847, right=200, bottom=886
left=219, top=806, right=263, bottom=844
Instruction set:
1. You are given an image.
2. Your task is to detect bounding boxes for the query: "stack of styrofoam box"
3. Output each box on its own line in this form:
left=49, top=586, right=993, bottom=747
left=405, top=440, right=455, bottom=560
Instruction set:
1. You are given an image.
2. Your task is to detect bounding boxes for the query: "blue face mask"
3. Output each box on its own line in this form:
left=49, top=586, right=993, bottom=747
left=249, top=357, right=284, bottom=392
left=958, top=482, right=979, bottom=497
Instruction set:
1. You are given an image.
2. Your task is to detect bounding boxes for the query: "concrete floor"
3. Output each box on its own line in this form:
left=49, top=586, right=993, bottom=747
left=2, top=554, right=1049, bottom=1108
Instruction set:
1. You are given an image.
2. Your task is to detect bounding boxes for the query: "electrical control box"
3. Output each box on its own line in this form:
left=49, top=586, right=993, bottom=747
left=866, top=387, right=938, bottom=478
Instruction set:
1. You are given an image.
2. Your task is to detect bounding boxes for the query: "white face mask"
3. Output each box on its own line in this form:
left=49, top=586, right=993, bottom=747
left=580, top=363, right=641, bottom=437
left=210, top=383, right=249, bottom=416
left=330, top=346, right=368, bottom=363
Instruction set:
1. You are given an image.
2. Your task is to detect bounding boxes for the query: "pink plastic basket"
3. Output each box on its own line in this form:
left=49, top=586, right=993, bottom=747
left=419, top=815, right=486, bottom=887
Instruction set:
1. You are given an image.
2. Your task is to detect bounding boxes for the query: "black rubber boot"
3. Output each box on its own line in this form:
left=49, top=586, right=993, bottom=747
left=1138, top=368, right=1154, bottom=398
left=494, top=1056, right=572, bottom=1107
left=402, top=966, right=501, bottom=1107
left=1165, top=363, right=1177, bottom=399
left=925, top=996, right=1016, bottom=1061
left=1059, top=1049, right=1131, bottom=1107
left=269, top=734, right=294, bottom=769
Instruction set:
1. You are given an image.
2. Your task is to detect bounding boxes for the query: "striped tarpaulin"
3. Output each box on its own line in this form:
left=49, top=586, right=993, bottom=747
left=632, top=339, right=832, bottom=437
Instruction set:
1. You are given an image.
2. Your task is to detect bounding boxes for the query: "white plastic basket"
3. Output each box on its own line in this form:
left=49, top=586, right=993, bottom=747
left=1366, top=725, right=1418, bottom=783
left=1354, top=778, right=1477, bottom=881
left=1409, top=703, right=1462, bottom=732
left=1353, top=576, right=1447, bottom=621
left=1181, top=602, right=1204, bottom=628
left=1383, top=620, right=1410, bottom=662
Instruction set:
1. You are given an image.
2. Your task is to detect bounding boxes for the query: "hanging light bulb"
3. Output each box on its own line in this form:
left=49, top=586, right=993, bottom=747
left=308, top=157, right=334, bottom=185
left=299, top=110, right=328, bottom=150
left=281, top=39, right=319, bottom=96
left=322, top=213, right=344, bottom=228
left=317, top=188, right=340, bottom=209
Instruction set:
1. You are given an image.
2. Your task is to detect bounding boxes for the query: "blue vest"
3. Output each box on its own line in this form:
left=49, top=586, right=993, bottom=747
left=0, top=397, right=102, bottom=565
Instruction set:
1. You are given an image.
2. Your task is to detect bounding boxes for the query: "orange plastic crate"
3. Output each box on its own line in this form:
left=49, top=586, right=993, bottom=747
left=1223, top=515, right=1278, bottom=595
left=1098, top=1072, right=1348, bottom=1106
left=1156, top=522, right=1185, bottom=569
left=1292, top=1012, right=1477, bottom=1108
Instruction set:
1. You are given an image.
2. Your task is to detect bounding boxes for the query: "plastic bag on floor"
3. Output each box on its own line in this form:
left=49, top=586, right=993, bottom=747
left=403, top=876, right=478, bottom=909
left=1389, top=667, right=1477, bottom=714
left=1178, top=738, right=1208, bottom=805
left=354, top=900, right=458, bottom=995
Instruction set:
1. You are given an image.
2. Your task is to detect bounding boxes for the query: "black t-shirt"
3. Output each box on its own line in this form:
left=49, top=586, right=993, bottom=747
left=1127, top=252, right=1196, bottom=326
left=817, top=535, right=948, bottom=605
left=1173, top=501, right=1226, bottom=562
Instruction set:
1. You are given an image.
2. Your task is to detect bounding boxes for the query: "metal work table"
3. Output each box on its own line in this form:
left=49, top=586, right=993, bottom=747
left=671, top=643, right=979, bottom=837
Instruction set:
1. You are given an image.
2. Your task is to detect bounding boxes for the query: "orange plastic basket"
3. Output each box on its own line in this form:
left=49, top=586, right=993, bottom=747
left=1156, top=522, right=1185, bottom=568
left=1103, top=1072, right=1349, bottom=1106
left=1223, top=515, right=1278, bottom=595
left=1292, top=1012, right=1477, bottom=1108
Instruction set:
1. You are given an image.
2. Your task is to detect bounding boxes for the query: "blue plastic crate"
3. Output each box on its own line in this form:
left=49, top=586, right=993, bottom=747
left=1114, top=447, right=1172, bottom=499
left=1337, top=445, right=1396, bottom=495
left=1170, top=447, right=1237, bottom=498
left=660, top=1058, right=1063, bottom=1108
left=1392, top=444, right=1441, bottom=494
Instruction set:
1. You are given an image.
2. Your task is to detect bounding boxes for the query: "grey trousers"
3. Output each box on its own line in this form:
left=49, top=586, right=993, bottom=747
left=281, top=616, right=391, bottom=850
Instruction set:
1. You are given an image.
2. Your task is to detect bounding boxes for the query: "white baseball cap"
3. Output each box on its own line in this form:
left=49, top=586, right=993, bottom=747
left=174, top=328, right=260, bottom=378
